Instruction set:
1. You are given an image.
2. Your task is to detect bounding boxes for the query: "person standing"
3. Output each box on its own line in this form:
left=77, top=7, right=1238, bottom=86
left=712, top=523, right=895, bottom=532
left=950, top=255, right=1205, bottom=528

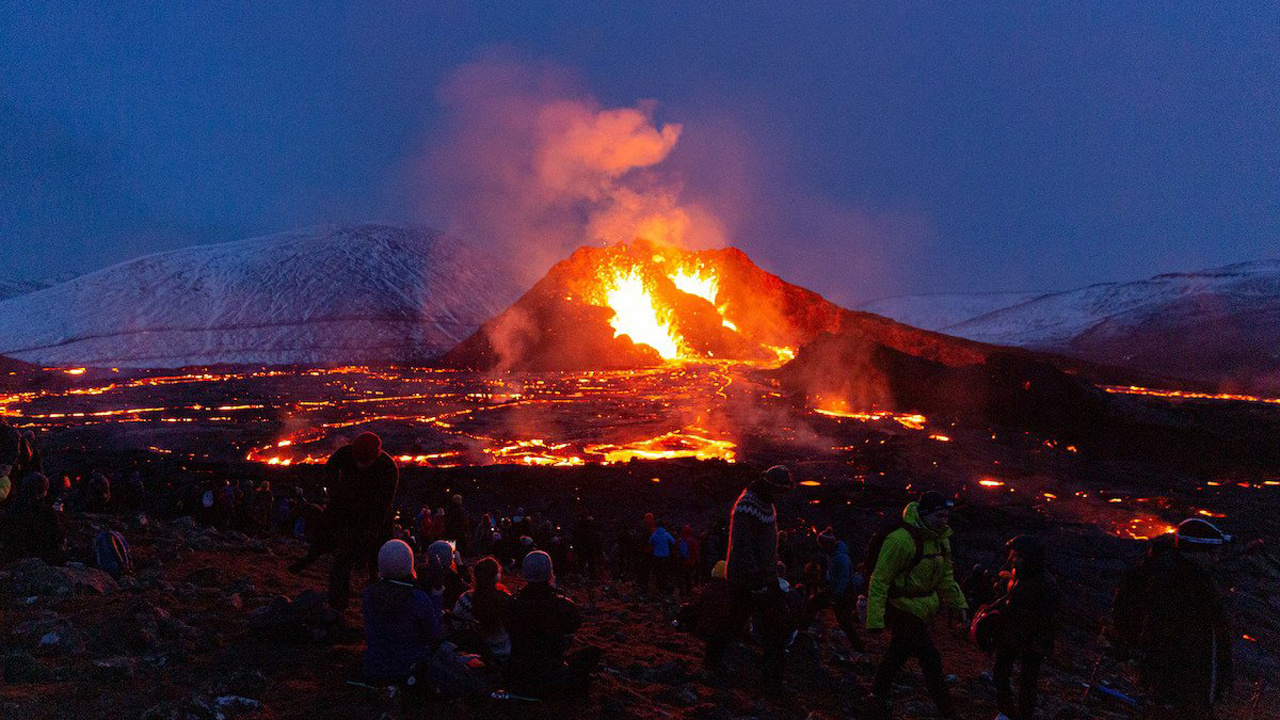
left=707, top=465, right=795, bottom=691
left=649, top=520, right=677, bottom=593
left=866, top=491, right=968, bottom=718
left=989, top=535, right=1057, bottom=720
left=291, top=432, right=399, bottom=611
left=1111, top=519, right=1233, bottom=720
left=806, top=527, right=864, bottom=652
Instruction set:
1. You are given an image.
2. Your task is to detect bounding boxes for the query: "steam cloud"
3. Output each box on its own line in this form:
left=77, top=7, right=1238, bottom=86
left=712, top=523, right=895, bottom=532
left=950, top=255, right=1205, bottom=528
left=415, top=54, right=724, bottom=283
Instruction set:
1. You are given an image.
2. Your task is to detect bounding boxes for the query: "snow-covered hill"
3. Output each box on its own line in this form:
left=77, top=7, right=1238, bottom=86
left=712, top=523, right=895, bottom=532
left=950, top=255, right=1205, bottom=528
left=863, top=261, right=1280, bottom=391
left=857, top=292, right=1041, bottom=332
left=0, top=225, right=519, bottom=368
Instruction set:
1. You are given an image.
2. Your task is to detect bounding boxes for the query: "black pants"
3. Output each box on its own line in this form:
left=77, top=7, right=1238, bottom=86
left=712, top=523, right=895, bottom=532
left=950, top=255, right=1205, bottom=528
left=705, top=585, right=787, bottom=684
left=804, top=590, right=864, bottom=651
left=993, top=648, right=1043, bottom=720
left=871, top=605, right=953, bottom=715
left=508, top=646, right=603, bottom=699
left=328, top=526, right=384, bottom=610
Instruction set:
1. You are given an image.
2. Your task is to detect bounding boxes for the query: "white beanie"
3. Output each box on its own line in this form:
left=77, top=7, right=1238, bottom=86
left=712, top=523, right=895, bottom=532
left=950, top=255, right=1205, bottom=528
left=377, top=539, right=416, bottom=580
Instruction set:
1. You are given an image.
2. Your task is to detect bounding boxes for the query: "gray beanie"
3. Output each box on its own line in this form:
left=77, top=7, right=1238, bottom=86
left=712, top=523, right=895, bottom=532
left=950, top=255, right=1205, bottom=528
left=522, top=550, right=554, bottom=584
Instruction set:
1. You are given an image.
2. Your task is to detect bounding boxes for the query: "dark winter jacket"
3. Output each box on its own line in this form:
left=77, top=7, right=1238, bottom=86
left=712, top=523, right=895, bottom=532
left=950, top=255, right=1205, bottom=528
left=321, top=446, right=398, bottom=542
left=1112, top=544, right=1233, bottom=705
left=726, top=486, right=778, bottom=590
left=508, top=582, right=581, bottom=680
left=997, top=564, right=1057, bottom=653
left=362, top=579, right=442, bottom=681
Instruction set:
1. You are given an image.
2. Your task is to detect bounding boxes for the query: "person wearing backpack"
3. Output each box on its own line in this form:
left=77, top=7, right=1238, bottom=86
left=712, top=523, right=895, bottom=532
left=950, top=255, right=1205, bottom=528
left=676, top=524, right=701, bottom=596
left=865, top=491, right=967, bottom=718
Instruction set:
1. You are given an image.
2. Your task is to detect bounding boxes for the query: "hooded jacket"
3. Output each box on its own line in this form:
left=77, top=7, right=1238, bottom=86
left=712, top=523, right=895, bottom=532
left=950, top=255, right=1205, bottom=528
left=866, top=501, right=967, bottom=629
left=826, top=540, right=854, bottom=597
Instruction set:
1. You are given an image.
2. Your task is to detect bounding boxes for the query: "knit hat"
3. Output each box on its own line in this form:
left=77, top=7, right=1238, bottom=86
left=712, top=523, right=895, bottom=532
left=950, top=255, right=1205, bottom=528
left=762, top=465, right=794, bottom=493
left=711, top=560, right=727, bottom=580
left=426, top=540, right=455, bottom=570
left=1175, top=518, right=1232, bottom=550
left=522, top=550, right=554, bottom=583
left=817, top=527, right=838, bottom=551
left=352, top=432, right=382, bottom=463
left=377, top=539, right=416, bottom=580
left=451, top=494, right=463, bottom=506
left=918, top=491, right=954, bottom=516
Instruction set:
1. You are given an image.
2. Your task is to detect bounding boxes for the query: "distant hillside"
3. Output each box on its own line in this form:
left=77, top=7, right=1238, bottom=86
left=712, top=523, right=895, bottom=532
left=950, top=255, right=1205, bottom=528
left=0, top=225, right=519, bottom=368
left=861, top=260, right=1280, bottom=392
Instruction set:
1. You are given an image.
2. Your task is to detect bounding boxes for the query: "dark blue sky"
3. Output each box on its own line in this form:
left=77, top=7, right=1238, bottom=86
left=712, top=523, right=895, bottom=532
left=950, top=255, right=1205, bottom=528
left=3, top=2, right=1277, bottom=304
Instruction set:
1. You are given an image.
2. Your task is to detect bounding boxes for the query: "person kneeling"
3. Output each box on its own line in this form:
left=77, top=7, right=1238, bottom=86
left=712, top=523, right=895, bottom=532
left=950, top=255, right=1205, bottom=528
left=506, top=550, right=602, bottom=699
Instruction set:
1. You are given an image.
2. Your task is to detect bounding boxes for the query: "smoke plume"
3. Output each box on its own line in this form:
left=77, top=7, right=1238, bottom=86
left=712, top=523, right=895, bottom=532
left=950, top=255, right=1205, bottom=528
left=415, top=54, right=724, bottom=284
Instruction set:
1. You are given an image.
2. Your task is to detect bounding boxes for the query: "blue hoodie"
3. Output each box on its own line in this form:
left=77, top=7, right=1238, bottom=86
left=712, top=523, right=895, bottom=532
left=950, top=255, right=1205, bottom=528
left=827, top=540, right=854, bottom=597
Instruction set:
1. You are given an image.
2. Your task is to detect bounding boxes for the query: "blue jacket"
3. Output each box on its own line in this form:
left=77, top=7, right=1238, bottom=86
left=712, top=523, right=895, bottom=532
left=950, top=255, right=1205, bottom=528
left=827, top=541, right=854, bottom=597
left=362, top=579, right=443, bottom=681
left=650, top=527, right=676, bottom=558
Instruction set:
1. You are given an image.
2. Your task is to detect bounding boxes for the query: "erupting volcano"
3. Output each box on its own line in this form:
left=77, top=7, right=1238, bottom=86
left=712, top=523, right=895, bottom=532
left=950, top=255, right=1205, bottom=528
left=442, top=239, right=997, bottom=374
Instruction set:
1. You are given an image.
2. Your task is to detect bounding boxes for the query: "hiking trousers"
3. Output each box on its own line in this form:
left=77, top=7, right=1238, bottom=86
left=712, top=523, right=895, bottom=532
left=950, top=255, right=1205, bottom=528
left=872, top=605, right=954, bottom=715
left=993, top=648, right=1043, bottom=720
left=705, top=585, right=787, bottom=683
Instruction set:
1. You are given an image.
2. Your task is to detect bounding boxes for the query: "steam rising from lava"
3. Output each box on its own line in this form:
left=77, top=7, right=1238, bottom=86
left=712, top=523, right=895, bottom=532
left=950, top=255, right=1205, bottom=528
left=417, top=54, right=725, bottom=285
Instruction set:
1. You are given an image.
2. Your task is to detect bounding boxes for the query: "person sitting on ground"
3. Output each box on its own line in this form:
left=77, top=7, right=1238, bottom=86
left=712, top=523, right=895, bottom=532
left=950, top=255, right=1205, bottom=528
left=451, top=556, right=514, bottom=662
left=363, top=539, right=443, bottom=683
left=423, top=539, right=469, bottom=609
left=506, top=550, right=602, bottom=699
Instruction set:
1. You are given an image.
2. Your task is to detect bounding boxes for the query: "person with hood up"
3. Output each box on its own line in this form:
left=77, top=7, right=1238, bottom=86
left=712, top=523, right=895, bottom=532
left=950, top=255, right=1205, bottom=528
left=362, top=539, right=443, bottom=682
left=707, top=465, right=795, bottom=691
left=1111, top=518, right=1233, bottom=720
left=988, top=535, right=1057, bottom=720
left=506, top=550, right=602, bottom=698
left=866, top=491, right=968, bottom=718
left=676, top=524, right=701, bottom=596
left=805, top=527, right=864, bottom=652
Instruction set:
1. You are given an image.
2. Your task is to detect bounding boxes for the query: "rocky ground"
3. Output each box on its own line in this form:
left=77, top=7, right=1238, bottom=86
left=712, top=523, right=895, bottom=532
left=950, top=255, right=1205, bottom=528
left=4, top=471, right=1278, bottom=720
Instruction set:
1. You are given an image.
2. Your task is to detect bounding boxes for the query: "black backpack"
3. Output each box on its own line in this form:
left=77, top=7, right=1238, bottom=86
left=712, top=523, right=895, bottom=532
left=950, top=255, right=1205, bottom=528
left=862, top=519, right=927, bottom=594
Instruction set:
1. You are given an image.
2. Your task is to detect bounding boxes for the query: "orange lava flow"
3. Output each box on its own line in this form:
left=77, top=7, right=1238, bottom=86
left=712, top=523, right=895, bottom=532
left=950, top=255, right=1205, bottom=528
left=1103, top=385, right=1280, bottom=406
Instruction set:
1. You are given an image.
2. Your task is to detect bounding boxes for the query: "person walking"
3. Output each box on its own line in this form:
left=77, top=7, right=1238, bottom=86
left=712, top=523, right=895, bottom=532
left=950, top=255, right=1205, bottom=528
left=865, top=491, right=968, bottom=718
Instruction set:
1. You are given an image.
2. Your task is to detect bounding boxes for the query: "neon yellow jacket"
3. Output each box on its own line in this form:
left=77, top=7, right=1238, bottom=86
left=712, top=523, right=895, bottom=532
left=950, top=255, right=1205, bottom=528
left=865, top=501, right=967, bottom=630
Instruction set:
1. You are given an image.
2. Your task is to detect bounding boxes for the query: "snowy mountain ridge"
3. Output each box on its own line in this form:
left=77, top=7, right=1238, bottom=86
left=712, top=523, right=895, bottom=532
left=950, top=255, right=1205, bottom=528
left=0, top=224, right=519, bottom=368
